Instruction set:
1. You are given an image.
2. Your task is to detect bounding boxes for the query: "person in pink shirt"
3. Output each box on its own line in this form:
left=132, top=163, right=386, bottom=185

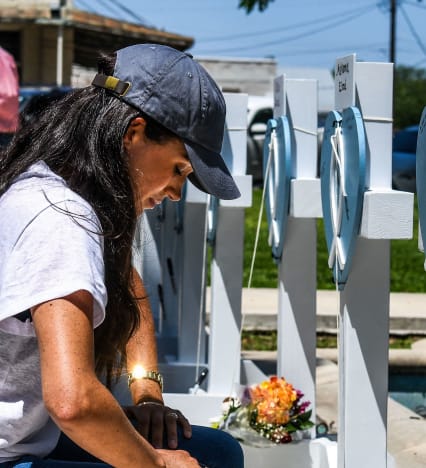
left=0, top=46, right=18, bottom=148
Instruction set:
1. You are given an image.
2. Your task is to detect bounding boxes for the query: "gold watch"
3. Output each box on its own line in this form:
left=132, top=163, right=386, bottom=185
left=128, top=369, right=164, bottom=392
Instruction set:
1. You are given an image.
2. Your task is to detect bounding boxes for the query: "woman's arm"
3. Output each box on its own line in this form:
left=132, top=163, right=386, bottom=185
left=125, top=269, right=192, bottom=449
left=127, top=268, right=163, bottom=405
left=32, top=290, right=196, bottom=468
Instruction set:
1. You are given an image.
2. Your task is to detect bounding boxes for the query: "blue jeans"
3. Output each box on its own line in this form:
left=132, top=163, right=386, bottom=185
left=0, top=426, right=243, bottom=468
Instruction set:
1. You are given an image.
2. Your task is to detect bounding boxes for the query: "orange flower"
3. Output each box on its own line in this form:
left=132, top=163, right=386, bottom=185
left=249, top=376, right=298, bottom=425
left=218, top=375, right=314, bottom=445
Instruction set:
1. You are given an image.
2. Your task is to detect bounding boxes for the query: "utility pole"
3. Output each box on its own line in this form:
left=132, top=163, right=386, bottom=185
left=390, top=0, right=397, bottom=63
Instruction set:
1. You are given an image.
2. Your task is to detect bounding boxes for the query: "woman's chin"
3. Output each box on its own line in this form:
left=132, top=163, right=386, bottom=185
left=143, top=198, right=158, bottom=210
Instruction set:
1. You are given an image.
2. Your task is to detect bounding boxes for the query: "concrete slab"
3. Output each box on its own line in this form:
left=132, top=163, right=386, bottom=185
left=206, top=288, right=426, bottom=334
left=207, top=288, right=426, bottom=466
left=241, top=353, right=426, bottom=468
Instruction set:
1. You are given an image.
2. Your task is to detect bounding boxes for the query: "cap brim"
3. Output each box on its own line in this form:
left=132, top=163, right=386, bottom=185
left=184, top=141, right=241, bottom=200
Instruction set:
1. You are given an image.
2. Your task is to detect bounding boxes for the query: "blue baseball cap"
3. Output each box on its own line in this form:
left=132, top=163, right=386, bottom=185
left=92, top=44, right=240, bottom=200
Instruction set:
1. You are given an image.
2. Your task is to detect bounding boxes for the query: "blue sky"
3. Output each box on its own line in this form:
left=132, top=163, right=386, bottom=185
left=73, top=0, right=426, bottom=71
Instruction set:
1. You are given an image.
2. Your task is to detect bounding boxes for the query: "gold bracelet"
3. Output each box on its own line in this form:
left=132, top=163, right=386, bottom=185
left=128, top=370, right=164, bottom=392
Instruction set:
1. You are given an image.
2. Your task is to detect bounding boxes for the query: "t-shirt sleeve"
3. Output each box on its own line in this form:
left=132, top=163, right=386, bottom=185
left=0, top=200, right=107, bottom=327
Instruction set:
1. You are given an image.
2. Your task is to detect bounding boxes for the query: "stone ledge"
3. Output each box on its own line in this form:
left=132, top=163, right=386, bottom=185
left=240, top=353, right=426, bottom=467
left=242, top=347, right=426, bottom=372
left=206, top=289, right=426, bottom=335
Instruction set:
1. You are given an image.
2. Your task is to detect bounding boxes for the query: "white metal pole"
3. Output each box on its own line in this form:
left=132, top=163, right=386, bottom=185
left=56, top=22, right=63, bottom=87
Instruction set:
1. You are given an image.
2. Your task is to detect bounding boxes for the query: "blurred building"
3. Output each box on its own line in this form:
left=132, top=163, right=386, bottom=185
left=196, top=56, right=334, bottom=112
left=0, top=0, right=193, bottom=86
left=197, top=56, right=277, bottom=96
left=277, top=66, right=334, bottom=115
left=0, top=1, right=334, bottom=109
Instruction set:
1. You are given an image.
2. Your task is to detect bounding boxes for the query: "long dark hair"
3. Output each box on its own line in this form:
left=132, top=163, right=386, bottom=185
left=0, top=53, right=176, bottom=386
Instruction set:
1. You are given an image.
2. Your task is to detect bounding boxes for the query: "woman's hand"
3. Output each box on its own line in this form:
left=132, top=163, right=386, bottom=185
left=157, top=449, right=200, bottom=467
left=123, top=402, right=192, bottom=449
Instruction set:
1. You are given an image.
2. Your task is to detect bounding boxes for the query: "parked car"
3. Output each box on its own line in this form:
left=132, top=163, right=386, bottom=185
left=247, top=94, right=419, bottom=193
left=246, top=95, right=328, bottom=185
left=246, top=95, right=273, bottom=185
left=392, top=125, right=418, bottom=193
left=18, top=86, right=72, bottom=128
left=19, top=86, right=72, bottom=111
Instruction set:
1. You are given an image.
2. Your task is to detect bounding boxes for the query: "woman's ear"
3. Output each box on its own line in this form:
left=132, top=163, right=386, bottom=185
left=123, top=116, right=146, bottom=152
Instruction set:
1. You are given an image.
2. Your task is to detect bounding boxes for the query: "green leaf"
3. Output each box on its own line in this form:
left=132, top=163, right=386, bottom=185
left=299, top=410, right=313, bottom=422
left=299, top=420, right=315, bottom=430
left=284, top=422, right=298, bottom=432
left=238, top=0, right=275, bottom=14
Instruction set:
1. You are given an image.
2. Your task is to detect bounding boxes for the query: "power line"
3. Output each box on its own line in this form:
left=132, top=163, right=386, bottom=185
left=103, top=0, right=154, bottom=27
left=390, top=0, right=397, bottom=62
left=400, top=3, right=426, bottom=56
left=404, top=0, right=426, bottom=9
left=194, top=5, right=376, bottom=55
left=74, top=0, right=92, bottom=13
left=92, top=0, right=122, bottom=18
left=74, top=0, right=154, bottom=27
left=197, top=4, right=373, bottom=43
left=196, top=6, right=375, bottom=54
left=277, top=42, right=391, bottom=57
left=74, top=0, right=111, bottom=17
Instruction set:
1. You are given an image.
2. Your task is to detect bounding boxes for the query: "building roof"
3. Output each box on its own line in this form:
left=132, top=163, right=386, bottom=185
left=0, top=3, right=193, bottom=67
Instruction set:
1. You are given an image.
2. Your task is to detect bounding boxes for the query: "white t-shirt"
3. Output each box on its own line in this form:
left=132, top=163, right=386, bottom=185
left=0, top=161, right=107, bottom=462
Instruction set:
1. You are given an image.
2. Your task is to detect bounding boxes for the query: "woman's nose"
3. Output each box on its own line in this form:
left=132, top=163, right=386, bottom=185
left=166, top=180, right=184, bottom=202
left=168, top=191, right=181, bottom=202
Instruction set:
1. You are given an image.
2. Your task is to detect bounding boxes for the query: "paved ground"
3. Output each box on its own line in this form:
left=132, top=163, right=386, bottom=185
left=236, top=288, right=426, bottom=335
left=239, top=351, right=426, bottom=468
left=315, top=359, right=426, bottom=468
left=231, top=288, right=426, bottom=468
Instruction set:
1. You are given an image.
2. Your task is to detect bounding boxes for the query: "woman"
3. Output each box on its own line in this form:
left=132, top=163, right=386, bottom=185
left=0, top=44, right=243, bottom=467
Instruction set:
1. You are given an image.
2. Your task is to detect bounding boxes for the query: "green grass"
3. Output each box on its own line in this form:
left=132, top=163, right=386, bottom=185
left=242, top=331, right=422, bottom=351
left=241, top=189, right=426, bottom=351
left=244, top=188, right=426, bottom=292
left=243, top=189, right=278, bottom=287
left=242, top=330, right=277, bottom=351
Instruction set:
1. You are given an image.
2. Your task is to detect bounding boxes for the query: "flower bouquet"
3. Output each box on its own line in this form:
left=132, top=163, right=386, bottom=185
left=217, top=376, right=314, bottom=447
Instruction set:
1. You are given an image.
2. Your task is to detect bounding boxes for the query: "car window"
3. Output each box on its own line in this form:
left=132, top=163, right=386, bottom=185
left=251, top=108, right=273, bottom=126
left=19, top=87, right=72, bottom=128
left=393, top=127, right=418, bottom=153
left=317, top=112, right=328, bottom=128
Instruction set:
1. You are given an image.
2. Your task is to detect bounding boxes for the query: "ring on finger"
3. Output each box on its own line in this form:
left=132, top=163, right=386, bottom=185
left=167, top=412, right=179, bottom=419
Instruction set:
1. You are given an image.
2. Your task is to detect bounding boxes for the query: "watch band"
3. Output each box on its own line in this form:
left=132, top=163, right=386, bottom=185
left=128, top=370, right=164, bottom=392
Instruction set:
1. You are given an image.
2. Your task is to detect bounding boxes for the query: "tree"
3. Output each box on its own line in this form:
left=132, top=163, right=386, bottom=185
left=238, top=0, right=274, bottom=13
left=394, top=65, right=426, bottom=129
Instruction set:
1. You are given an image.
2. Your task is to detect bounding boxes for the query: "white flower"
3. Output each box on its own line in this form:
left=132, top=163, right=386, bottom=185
left=222, top=396, right=240, bottom=415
